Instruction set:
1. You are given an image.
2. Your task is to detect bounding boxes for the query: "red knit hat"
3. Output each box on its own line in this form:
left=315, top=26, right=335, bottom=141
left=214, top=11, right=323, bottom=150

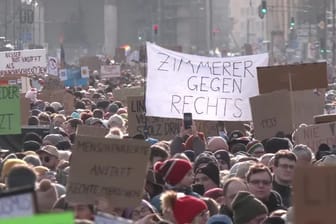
left=173, top=195, right=208, bottom=224
left=154, top=159, right=192, bottom=186
left=185, top=132, right=206, bottom=150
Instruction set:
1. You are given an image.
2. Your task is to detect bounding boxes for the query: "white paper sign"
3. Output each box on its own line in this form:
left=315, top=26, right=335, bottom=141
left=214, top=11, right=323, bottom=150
left=145, top=42, right=269, bottom=121
left=47, top=56, right=58, bottom=76
left=0, top=191, right=35, bottom=219
left=100, top=65, right=121, bottom=78
left=0, top=49, right=47, bottom=76
left=81, top=66, right=89, bottom=78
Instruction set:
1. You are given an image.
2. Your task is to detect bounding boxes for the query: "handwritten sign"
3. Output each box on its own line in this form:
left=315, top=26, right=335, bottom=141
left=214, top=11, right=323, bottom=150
left=0, top=86, right=21, bottom=135
left=0, top=212, right=73, bottom=224
left=0, top=187, right=36, bottom=219
left=39, top=89, right=74, bottom=115
left=0, top=49, right=46, bottom=76
left=128, top=96, right=180, bottom=140
left=101, top=65, right=121, bottom=78
left=66, top=136, right=150, bottom=208
left=294, top=166, right=336, bottom=224
left=145, top=42, right=269, bottom=121
left=294, top=122, right=336, bottom=153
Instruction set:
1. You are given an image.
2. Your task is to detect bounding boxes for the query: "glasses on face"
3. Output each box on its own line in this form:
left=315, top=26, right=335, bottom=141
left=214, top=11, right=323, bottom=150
left=277, top=163, right=295, bottom=170
left=39, top=156, right=51, bottom=163
left=249, top=179, right=272, bottom=186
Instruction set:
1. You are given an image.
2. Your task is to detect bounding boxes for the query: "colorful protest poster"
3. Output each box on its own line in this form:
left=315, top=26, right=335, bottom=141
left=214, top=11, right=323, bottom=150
left=81, top=66, right=90, bottom=78
left=47, top=57, right=58, bottom=76
left=63, top=68, right=88, bottom=87
left=145, top=42, right=269, bottom=121
left=0, top=187, right=36, bottom=220
left=0, top=86, right=21, bottom=135
left=66, top=136, right=150, bottom=209
left=293, top=166, right=336, bottom=224
left=0, top=212, right=73, bottom=223
left=0, top=49, right=47, bottom=76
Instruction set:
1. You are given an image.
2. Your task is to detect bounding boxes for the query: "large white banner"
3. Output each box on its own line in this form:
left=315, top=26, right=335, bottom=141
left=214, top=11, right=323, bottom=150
left=0, top=49, right=47, bottom=76
left=145, top=42, right=269, bottom=121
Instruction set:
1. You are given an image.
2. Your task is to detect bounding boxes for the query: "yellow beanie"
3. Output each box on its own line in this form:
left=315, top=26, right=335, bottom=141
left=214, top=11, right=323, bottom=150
left=1, top=159, right=27, bottom=179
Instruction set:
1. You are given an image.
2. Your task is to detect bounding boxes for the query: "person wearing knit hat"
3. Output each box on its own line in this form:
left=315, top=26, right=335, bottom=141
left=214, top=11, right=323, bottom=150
left=207, top=136, right=229, bottom=152
left=195, top=162, right=220, bottom=192
left=6, top=165, right=37, bottom=189
left=23, top=155, right=42, bottom=167
left=36, top=179, right=59, bottom=213
left=22, top=140, right=41, bottom=152
left=154, top=158, right=193, bottom=187
left=42, top=134, right=64, bottom=146
left=23, top=132, right=43, bottom=144
left=204, top=188, right=225, bottom=205
left=194, top=152, right=219, bottom=173
left=231, top=191, right=268, bottom=224
left=161, top=191, right=209, bottom=224
left=1, top=158, right=27, bottom=181
left=184, top=132, right=207, bottom=155
left=246, top=140, right=265, bottom=158
left=207, top=214, right=233, bottom=224
left=214, top=150, right=231, bottom=170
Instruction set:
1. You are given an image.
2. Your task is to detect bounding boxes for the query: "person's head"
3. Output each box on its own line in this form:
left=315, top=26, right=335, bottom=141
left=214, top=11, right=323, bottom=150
left=273, top=150, right=297, bottom=185
left=203, top=188, right=225, bottom=206
left=292, top=144, right=314, bottom=166
left=246, top=163, right=273, bottom=201
left=28, top=116, right=39, bottom=125
left=201, top=197, right=219, bottom=217
left=63, top=118, right=83, bottom=135
left=231, top=191, right=268, bottom=224
left=130, top=199, right=156, bottom=221
left=6, top=165, right=37, bottom=189
left=52, top=114, right=66, bottom=127
left=259, top=153, right=275, bottom=168
left=149, top=145, right=169, bottom=168
left=161, top=191, right=209, bottom=224
left=38, top=112, right=51, bottom=125
left=214, top=150, right=231, bottom=170
left=246, top=141, right=265, bottom=158
left=222, top=177, right=248, bottom=210
left=73, top=204, right=94, bottom=220
left=194, top=162, right=220, bottom=192
left=92, top=109, right=104, bottom=119
left=154, top=159, right=193, bottom=188
left=37, top=145, right=60, bottom=171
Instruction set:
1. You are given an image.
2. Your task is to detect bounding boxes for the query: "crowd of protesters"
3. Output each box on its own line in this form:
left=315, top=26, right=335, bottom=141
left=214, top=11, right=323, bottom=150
left=1, top=64, right=336, bottom=224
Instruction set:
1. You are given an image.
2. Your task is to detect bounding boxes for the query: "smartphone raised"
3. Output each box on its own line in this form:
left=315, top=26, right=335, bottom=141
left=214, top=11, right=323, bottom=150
left=183, top=112, right=192, bottom=129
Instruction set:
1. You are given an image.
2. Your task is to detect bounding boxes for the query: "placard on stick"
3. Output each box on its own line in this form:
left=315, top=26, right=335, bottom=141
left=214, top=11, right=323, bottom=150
left=0, top=86, right=21, bottom=135
left=0, top=187, right=37, bottom=219
left=293, top=122, right=336, bottom=153
left=293, top=166, right=336, bottom=224
left=66, top=136, right=150, bottom=208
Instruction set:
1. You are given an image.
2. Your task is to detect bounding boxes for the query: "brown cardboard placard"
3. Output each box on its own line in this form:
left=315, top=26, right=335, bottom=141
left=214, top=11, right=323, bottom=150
left=39, top=90, right=74, bottom=115
left=20, top=94, right=30, bottom=126
left=66, top=136, right=150, bottom=209
left=76, top=125, right=109, bottom=138
left=79, top=56, right=101, bottom=72
left=127, top=96, right=180, bottom=140
left=293, top=166, right=336, bottom=224
left=314, top=114, right=336, bottom=124
left=113, top=87, right=144, bottom=104
left=257, top=62, right=328, bottom=94
left=196, top=120, right=218, bottom=138
left=250, top=90, right=293, bottom=141
left=293, top=122, right=336, bottom=153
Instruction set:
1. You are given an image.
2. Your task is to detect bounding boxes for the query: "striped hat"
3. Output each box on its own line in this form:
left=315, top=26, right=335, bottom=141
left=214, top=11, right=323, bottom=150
left=154, top=159, right=192, bottom=186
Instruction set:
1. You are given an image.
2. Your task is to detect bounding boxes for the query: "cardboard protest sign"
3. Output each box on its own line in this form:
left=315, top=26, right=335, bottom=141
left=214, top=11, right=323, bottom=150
left=257, top=62, right=328, bottom=94
left=145, top=42, right=269, bottom=121
left=43, top=75, right=64, bottom=90
left=113, top=87, right=144, bottom=103
left=79, top=56, right=101, bottom=72
left=293, top=166, right=336, bottom=224
left=0, top=86, right=21, bottom=135
left=39, top=90, right=74, bottom=115
left=0, top=49, right=47, bottom=76
left=250, top=90, right=293, bottom=141
left=20, top=94, right=30, bottom=126
left=0, top=212, right=73, bottom=224
left=293, top=122, right=336, bottom=153
left=128, top=95, right=180, bottom=140
left=0, top=187, right=36, bottom=219
left=101, top=65, right=121, bottom=78
left=66, top=136, right=150, bottom=208
left=76, top=125, right=109, bottom=138
left=196, top=120, right=218, bottom=137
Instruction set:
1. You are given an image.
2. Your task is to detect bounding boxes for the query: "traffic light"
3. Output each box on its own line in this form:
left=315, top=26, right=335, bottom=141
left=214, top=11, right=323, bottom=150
left=153, top=24, right=159, bottom=35
left=261, top=0, right=267, bottom=15
left=290, top=17, right=295, bottom=30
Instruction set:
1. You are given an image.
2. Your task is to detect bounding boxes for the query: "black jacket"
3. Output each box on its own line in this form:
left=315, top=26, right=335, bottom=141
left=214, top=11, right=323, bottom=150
left=272, top=180, right=292, bottom=208
left=262, top=190, right=286, bottom=213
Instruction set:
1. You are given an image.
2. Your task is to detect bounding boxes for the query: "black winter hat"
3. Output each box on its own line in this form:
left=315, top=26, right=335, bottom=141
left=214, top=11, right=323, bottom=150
left=196, top=162, right=220, bottom=187
left=265, top=137, right=293, bottom=154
